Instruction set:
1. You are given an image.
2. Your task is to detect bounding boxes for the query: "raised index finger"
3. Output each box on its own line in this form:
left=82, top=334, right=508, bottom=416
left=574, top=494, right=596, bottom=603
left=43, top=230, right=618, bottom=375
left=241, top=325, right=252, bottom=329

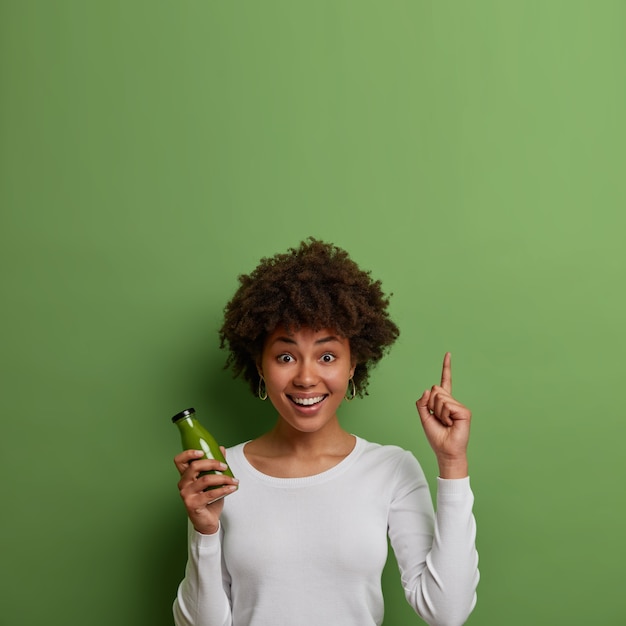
left=440, top=352, right=452, bottom=393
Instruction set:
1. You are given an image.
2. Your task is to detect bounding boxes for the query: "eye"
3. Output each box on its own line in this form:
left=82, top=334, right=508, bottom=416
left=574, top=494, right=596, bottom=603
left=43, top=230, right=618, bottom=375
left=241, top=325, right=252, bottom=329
left=278, top=353, right=294, bottom=364
left=320, top=353, right=336, bottom=363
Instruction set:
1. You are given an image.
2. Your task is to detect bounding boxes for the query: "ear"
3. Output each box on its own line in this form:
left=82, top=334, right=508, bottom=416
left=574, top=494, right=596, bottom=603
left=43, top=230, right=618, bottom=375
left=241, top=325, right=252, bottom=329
left=349, top=361, right=357, bottom=379
left=256, top=359, right=263, bottom=378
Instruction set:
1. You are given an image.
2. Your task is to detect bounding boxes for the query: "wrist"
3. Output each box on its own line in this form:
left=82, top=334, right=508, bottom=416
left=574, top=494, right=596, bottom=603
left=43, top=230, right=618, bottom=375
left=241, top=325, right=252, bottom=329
left=193, top=521, right=220, bottom=536
left=437, top=455, right=468, bottom=479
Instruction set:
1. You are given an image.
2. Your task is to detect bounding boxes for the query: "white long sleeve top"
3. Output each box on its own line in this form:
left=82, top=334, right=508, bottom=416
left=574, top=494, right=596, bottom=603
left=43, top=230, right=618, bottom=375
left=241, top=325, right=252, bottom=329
left=173, top=437, right=479, bottom=626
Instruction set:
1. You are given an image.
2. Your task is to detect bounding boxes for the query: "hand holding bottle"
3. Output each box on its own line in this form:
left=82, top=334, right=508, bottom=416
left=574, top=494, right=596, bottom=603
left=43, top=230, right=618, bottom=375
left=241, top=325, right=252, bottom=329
left=174, top=448, right=239, bottom=535
left=415, top=352, right=472, bottom=479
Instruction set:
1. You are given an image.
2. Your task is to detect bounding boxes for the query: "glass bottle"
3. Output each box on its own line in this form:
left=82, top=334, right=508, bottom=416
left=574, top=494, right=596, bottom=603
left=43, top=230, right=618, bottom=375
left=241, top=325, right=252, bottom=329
left=171, top=408, right=234, bottom=481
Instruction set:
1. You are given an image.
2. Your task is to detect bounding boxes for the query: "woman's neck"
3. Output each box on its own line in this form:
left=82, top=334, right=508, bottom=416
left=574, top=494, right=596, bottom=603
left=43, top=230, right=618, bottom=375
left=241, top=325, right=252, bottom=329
left=244, top=419, right=356, bottom=478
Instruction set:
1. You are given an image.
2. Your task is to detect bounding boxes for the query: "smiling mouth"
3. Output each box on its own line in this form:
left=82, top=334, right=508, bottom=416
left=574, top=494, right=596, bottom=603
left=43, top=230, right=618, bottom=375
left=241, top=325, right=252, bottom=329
left=289, top=395, right=327, bottom=407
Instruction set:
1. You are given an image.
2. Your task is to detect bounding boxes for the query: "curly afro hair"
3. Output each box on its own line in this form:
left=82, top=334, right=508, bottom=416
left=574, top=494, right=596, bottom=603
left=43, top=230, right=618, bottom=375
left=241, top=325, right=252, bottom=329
left=218, top=238, right=400, bottom=397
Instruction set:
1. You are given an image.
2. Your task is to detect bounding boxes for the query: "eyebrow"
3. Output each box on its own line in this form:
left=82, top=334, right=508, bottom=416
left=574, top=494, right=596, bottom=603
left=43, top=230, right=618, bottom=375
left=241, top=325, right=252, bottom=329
left=272, top=335, right=342, bottom=346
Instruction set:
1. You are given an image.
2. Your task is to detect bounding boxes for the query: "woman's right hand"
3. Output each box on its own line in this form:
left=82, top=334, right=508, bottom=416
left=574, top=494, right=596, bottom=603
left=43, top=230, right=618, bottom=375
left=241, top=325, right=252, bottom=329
left=174, top=448, right=239, bottom=535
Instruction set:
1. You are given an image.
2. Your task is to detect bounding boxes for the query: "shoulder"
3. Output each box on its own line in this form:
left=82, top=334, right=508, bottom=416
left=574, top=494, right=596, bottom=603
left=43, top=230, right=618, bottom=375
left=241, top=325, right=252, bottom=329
left=351, top=438, right=430, bottom=503
left=226, top=441, right=248, bottom=453
left=223, top=441, right=248, bottom=473
left=355, top=438, right=426, bottom=480
left=357, top=437, right=415, bottom=461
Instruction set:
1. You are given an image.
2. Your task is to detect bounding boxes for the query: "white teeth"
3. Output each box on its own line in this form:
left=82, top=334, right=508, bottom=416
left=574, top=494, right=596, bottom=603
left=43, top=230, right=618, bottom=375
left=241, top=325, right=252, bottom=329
left=291, top=396, right=325, bottom=406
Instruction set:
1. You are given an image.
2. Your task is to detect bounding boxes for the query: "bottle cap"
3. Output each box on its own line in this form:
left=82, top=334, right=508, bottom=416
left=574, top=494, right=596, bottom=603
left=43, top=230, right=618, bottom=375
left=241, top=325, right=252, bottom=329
left=171, top=408, right=195, bottom=423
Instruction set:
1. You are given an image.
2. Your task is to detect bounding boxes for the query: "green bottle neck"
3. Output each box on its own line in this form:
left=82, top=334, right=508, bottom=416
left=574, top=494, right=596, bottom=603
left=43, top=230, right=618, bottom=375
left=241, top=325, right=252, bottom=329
left=175, top=416, right=197, bottom=431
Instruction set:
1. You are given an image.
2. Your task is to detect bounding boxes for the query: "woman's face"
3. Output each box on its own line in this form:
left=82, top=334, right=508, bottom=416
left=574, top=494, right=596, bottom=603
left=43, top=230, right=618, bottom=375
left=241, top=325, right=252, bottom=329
left=258, top=327, right=356, bottom=434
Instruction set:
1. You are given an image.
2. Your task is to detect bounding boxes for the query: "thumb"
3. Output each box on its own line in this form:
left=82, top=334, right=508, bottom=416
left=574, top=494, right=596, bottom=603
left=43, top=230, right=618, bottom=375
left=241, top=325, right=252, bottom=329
left=416, top=389, right=431, bottom=424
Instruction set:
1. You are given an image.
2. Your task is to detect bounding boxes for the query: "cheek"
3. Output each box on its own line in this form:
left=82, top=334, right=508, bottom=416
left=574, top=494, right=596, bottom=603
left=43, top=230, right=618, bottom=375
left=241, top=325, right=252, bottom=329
left=259, top=353, right=275, bottom=378
left=262, top=363, right=287, bottom=388
left=333, top=367, right=354, bottom=388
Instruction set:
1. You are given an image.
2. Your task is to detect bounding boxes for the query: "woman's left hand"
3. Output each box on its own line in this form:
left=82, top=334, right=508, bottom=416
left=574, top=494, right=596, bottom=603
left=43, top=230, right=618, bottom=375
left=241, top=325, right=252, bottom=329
left=416, top=353, right=471, bottom=479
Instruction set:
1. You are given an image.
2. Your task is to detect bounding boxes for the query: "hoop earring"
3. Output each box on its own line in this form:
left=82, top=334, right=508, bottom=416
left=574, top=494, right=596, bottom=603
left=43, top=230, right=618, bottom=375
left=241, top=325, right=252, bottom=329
left=344, top=377, right=356, bottom=402
left=258, top=376, right=268, bottom=401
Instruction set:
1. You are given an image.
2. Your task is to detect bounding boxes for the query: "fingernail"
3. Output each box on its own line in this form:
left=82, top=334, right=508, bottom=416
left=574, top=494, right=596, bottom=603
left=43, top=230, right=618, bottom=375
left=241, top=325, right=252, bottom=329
left=195, top=450, right=205, bottom=456
left=219, top=462, right=228, bottom=470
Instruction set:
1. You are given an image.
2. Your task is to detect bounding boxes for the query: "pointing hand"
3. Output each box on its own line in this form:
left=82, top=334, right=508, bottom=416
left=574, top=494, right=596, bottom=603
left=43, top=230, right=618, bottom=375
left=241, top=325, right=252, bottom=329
left=416, top=353, right=471, bottom=478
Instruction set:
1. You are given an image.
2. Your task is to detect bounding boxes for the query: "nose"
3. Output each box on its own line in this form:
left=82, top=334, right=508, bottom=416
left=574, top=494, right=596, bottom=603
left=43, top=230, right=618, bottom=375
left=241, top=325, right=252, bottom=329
left=293, top=359, right=318, bottom=387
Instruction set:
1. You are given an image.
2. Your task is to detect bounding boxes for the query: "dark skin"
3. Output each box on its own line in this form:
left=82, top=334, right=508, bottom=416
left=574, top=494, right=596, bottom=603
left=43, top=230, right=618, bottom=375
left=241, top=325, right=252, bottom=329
left=174, top=447, right=238, bottom=536
left=174, top=350, right=471, bottom=536
left=416, top=352, right=471, bottom=479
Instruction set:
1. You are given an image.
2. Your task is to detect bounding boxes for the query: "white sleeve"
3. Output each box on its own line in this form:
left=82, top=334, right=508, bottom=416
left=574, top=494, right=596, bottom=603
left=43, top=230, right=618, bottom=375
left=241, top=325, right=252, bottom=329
left=388, top=453, right=479, bottom=626
left=172, top=523, right=233, bottom=626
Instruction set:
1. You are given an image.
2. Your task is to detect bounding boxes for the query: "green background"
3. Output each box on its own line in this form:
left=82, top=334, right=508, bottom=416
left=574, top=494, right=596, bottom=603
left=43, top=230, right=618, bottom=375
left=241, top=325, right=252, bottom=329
left=2, top=2, right=625, bottom=624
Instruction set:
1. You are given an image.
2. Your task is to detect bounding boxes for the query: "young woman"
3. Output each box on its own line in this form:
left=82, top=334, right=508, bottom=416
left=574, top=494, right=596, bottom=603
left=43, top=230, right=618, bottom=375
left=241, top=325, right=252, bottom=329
left=173, top=239, right=479, bottom=626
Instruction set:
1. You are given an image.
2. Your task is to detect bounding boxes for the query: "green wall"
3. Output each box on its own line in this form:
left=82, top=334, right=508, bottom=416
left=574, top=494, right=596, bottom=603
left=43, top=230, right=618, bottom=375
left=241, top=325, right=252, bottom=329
left=2, top=2, right=625, bottom=624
